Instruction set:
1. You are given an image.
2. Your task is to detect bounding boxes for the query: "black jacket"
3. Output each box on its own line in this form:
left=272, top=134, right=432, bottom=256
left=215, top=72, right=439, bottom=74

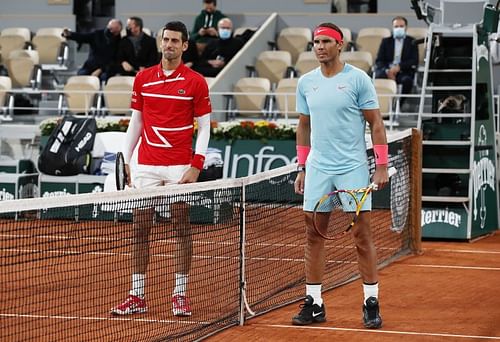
left=375, top=35, right=418, bottom=75
left=194, top=36, right=245, bottom=77
left=116, top=34, right=159, bottom=75
left=67, top=29, right=121, bottom=73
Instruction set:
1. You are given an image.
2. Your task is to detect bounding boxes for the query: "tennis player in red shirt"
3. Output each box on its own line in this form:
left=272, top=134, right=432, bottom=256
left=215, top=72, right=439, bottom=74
left=111, top=21, right=211, bottom=317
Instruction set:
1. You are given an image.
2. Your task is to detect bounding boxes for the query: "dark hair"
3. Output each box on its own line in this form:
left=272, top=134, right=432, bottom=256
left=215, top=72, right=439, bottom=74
left=316, top=22, right=343, bottom=40
left=203, top=0, right=216, bottom=5
left=392, top=16, right=408, bottom=26
left=163, top=21, right=189, bottom=42
left=129, top=16, right=143, bottom=30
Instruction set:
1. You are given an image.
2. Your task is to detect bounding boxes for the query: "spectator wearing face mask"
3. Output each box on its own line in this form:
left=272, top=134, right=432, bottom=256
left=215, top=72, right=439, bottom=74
left=193, top=17, right=245, bottom=77
left=62, top=18, right=123, bottom=82
left=115, top=16, right=159, bottom=77
left=374, top=16, right=418, bottom=95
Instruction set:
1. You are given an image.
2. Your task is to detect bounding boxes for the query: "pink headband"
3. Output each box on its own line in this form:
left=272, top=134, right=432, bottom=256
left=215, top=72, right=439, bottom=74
left=313, top=27, right=343, bottom=43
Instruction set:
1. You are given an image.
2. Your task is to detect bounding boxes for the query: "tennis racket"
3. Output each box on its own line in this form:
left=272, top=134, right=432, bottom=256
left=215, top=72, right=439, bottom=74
left=115, top=152, right=127, bottom=191
left=312, top=167, right=397, bottom=240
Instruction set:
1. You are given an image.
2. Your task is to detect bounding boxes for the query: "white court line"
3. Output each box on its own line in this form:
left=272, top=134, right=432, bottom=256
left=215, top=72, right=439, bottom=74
left=404, top=264, right=500, bottom=271
left=260, top=324, right=500, bottom=340
left=0, top=313, right=210, bottom=325
left=425, top=248, right=500, bottom=255
left=0, top=248, right=358, bottom=265
left=0, top=233, right=401, bottom=252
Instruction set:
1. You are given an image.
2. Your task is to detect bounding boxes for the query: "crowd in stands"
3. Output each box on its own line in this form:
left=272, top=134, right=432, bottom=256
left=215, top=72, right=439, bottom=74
left=0, top=0, right=421, bottom=121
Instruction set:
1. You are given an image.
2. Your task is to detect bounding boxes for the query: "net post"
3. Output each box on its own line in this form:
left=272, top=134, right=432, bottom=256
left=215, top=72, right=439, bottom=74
left=410, top=128, right=423, bottom=254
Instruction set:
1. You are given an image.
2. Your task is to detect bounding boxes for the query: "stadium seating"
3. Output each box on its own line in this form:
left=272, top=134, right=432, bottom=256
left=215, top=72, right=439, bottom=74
left=406, top=27, right=428, bottom=66
left=294, top=51, right=319, bottom=76
left=374, top=78, right=398, bottom=117
left=31, top=27, right=67, bottom=67
left=5, top=50, right=41, bottom=88
left=101, top=75, right=134, bottom=115
left=255, top=50, right=292, bottom=85
left=355, top=27, right=391, bottom=62
left=0, top=27, right=31, bottom=65
left=274, top=77, right=299, bottom=118
left=59, top=75, right=100, bottom=115
left=0, top=76, right=13, bottom=118
left=340, top=50, right=373, bottom=73
left=339, top=27, right=353, bottom=51
left=233, top=77, right=271, bottom=118
left=276, top=27, right=312, bottom=64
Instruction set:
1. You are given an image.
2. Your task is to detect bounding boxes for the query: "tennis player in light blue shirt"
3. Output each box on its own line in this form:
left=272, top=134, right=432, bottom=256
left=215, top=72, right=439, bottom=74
left=292, top=22, right=390, bottom=330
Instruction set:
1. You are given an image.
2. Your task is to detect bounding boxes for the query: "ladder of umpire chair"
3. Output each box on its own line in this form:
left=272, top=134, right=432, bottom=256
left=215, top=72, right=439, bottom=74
left=416, top=23, right=477, bottom=238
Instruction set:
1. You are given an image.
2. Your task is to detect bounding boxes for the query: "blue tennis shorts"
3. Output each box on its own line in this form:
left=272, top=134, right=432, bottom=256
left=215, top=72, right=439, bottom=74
left=303, top=164, right=371, bottom=212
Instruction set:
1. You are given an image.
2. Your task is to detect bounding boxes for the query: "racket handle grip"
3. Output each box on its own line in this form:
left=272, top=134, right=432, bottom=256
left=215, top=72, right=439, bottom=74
left=371, top=167, right=397, bottom=190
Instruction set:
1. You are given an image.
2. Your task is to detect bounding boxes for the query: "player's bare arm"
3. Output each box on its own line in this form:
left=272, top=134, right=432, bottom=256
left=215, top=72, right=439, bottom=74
left=294, top=114, right=311, bottom=195
left=363, top=108, right=389, bottom=189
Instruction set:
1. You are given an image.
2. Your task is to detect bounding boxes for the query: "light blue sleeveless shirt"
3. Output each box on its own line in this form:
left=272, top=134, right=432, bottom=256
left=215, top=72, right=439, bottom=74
left=296, top=63, right=379, bottom=174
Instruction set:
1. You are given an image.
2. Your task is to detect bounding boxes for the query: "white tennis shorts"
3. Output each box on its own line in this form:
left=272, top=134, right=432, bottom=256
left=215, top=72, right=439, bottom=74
left=133, top=164, right=190, bottom=189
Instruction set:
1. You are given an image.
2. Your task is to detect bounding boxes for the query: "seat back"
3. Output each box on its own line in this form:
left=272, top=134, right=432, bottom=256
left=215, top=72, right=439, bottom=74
left=355, top=27, right=391, bottom=61
left=6, top=50, right=39, bottom=88
left=103, top=76, right=134, bottom=115
left=276, top=27, right=312, bottom=64
left=374, top=78, right=397, bottom=116
left=275, top=78, right=299, bottom=118
left=255, top=50, right=292, bottom=85
left=340, top=51, right=373, bottom=73
left=234, top=26, right=257, bottom=37
left=294, top=51, right=319, bottom=76
left=0, top=76, right=12, bottom=107
left=64, top=75, right=100, bottom=114
left=339, top=27, right=352, bottom=51
left=156, top=27, right=164, bottom=52
left=233, top=77, right=271, bottom=117
left=0, top=27, right=31, bottom=63
left=406, top=27, right=428, bottom=66
left=32, top=27, right=65, bottom=64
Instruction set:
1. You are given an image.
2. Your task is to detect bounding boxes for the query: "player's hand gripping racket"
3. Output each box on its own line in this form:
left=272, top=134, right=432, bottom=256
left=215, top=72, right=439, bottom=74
left=312, top=167, right=397, bottom=240
left=115, top=152, right=127, bottom=191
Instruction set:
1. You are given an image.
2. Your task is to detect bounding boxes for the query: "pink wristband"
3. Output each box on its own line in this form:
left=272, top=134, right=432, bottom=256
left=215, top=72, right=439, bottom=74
left=191, top=154, right=205, bottom=170
left=373, top=145, right=388, bottom=165
left=296, top=145, right=311, bottom=165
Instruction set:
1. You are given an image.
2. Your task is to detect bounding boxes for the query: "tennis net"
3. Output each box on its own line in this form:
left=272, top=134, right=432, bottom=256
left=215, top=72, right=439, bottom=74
left=0, top=128, right=421, bottom=341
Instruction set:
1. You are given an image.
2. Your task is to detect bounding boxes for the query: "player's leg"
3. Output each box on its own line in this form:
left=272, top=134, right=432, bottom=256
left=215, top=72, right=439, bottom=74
left=111, top=166, right=158, bottom=315
left=339, top=165, right=382, bottom=329
left=165, top=165, right=193, bottom=316
left=292, top=165, right=333, bottom=325
left=170, top=201, right=193, bottom=316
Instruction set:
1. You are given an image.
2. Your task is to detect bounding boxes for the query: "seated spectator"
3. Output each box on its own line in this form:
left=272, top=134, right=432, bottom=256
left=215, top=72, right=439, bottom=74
left=193, top=18, right=244, bottom=77
left=115, top=17, right=159, bottom=76
left=374, top=16, right=418, bottom=95
left=182, top=39, right=200, bottom=68
left=191, top=0, right=226, bottom=55
left=62, top=19, right=122, bottom=82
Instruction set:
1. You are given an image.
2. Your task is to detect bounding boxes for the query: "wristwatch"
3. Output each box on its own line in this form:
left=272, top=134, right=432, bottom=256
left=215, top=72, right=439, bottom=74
left=297, top=165, right=306, bottom=173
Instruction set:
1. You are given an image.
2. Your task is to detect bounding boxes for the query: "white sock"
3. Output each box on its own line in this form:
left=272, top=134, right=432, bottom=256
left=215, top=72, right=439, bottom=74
left=363, top=283, right=379, bottom=304
left=306, top=284, right=323, bottom=306
left=173, top=273, right=188, bottom=297
left=130, top=273, right=145, bottom=298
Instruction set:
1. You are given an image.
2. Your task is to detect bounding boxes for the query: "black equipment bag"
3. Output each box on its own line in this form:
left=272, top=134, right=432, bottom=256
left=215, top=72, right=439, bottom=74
left=38, top=116, right=97, bottom=176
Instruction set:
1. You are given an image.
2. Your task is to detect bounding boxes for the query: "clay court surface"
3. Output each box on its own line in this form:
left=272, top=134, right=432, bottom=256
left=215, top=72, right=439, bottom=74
left=207, top=231, right=500, bottom=342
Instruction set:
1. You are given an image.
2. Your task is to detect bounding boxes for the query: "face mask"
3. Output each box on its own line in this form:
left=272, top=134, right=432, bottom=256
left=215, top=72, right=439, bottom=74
left=393, top=27, right=406, bottom=39
left=126, top=28, right=133, bottom=36
left=218, top=28, right=232, bottom=40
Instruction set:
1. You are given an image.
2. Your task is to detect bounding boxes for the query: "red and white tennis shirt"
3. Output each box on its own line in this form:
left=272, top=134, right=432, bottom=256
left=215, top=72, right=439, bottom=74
left=131, top=62, right=211, bottom=166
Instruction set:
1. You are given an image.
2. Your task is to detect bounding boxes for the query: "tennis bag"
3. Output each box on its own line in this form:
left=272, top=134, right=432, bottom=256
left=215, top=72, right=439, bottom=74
left=38, top=116, right=97, bottom=176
